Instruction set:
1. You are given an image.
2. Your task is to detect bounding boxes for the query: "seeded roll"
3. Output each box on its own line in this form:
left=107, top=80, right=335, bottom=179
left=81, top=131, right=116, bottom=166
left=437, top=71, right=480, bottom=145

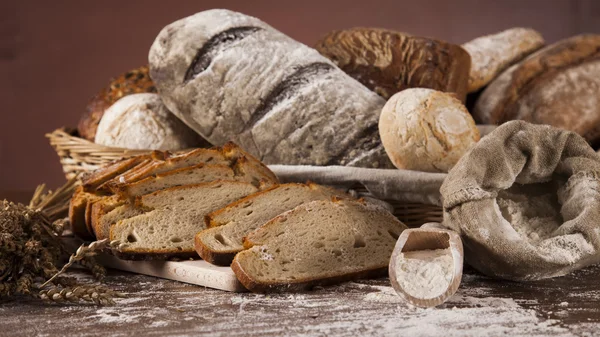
left=78, top=65, right=157, bottom=141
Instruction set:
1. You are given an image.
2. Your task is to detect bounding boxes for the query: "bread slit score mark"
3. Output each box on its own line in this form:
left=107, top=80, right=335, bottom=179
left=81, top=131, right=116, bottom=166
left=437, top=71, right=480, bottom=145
left=244, top=62, right=336, bottom=131
left=184, top=26, right=263, bottom=82
left=325, top=123, right=381, bottom=166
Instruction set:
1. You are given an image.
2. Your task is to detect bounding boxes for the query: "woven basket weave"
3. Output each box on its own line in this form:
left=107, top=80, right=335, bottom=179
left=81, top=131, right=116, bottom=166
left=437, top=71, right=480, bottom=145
left=46, top=128, right=155, bottom=179
left=46, top=128, right=443, bottom=227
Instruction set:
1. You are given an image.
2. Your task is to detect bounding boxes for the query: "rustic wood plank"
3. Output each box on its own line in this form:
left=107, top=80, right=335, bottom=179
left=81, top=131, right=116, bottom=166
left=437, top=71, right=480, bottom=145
left=1, top=264, right=598, bottom=336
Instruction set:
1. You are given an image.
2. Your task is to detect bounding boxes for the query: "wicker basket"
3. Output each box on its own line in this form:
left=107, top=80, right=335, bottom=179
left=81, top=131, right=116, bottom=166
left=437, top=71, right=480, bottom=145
left=46, top=128, right=154, bottom=179
left=46, top=128, right=443, bottom=227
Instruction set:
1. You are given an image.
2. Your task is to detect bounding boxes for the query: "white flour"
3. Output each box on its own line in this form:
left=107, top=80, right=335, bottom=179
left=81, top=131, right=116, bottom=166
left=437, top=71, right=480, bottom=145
left=394, top=248, right=453, bottom=299
left=497, top=190, right=562, bottom=243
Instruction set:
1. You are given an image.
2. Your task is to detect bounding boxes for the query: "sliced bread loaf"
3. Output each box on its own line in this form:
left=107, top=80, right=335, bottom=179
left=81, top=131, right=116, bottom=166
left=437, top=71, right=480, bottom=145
left=101, top=142, right=276, bottom=193
left=195, top=183, right=343, bottom=265
left=109, top=181, right=259, bottom=259
left=92, top=160, right=277, bottom=240
left=81, top=155, right=153, bottom=191
left=115, top=163, right=236, bottom=199
left=231, top=198, right=407, bottom=292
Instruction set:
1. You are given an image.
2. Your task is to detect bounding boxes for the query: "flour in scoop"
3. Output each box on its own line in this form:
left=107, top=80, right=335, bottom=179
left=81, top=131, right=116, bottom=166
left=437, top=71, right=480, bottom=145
left=395, top=248, right=453, bottom=299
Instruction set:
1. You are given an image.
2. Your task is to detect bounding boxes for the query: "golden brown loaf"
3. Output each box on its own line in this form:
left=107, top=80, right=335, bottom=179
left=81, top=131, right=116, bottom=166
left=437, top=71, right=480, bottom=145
left=77, top=65, right=157, bottom=141
left=379, top=88, right=480, bottom=173
left=315, top=28, right=471, bottom=101
left=473, top=34, right=600, bottom=145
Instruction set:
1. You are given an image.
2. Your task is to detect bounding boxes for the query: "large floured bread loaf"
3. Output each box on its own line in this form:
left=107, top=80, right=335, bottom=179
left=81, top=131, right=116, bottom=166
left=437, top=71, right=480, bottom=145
left=473, top=34, right=600, bottom=145
left=195, top=183, right=343, bottom=265
left=462, top=28, right=544, bottom=93
left=231, top=198, right=408, bottom=292
left=315, top=28, right=471, bottom=101
left=149, top=9, right=393, bottom=168
left=110, top=181, right=259, bottom=259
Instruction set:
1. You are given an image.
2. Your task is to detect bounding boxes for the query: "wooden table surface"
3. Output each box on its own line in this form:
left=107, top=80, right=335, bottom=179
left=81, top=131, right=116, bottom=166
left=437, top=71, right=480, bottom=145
left=1, top=191, right=599, bottom=336
left=0, top=264, right=599, bottom=337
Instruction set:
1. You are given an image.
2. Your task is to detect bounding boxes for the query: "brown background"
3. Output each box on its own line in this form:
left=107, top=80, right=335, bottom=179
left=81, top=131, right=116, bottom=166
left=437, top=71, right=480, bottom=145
left=1, top=0, right=599, bottom=195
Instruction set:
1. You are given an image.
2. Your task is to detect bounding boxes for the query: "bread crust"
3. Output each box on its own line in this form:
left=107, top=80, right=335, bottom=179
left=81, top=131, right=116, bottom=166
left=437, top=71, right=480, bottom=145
left=194, top=231, right=237, bottom=266
left=231, top=255, right=388, bottom=292
left=68, top=187, right=96, bottom=240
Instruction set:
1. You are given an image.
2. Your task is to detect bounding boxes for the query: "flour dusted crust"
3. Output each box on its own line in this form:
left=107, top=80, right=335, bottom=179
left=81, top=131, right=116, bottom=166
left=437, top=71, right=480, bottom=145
left=315, top=28, right=471, bottom=101
left=149, top=9, right=392, bottom=168
left=94, top=93, right=204, bottom=150
left=379, top=88, right=480, bottom=173
left=473, top=34, right=600, bottom=145
left=463, top=28, right=544, bottom=93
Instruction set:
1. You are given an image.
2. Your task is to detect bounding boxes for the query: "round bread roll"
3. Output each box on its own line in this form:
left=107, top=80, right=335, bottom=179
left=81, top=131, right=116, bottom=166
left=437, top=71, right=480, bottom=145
left=78, top=65, right=157, bottom=141
left=379, top=88, right=480, bottom=172
left=94, top=93, right=205, bottom=150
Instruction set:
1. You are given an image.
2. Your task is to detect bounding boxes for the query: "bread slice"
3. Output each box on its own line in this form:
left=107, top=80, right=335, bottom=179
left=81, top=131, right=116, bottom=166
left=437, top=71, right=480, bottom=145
left=116, top=148, right=229, bottom=186
left=90, top=195, right=129, bottom=240
left=116, top=163, right=236, bottom=199
left=221, top=142, right=278, bottom=182
left=109, top=181, right=259, bottom=259
left=92, top=161, right=277, bottom=240
left=68, top=186, right=101, bottom=240
left=100, top=142, right=276, bottom=193
left=231, top=198, right=408, bottom=292
left=81, top=155, right=153, bottom=191
left=95, top=203, right=145, bottom=240
left=195, top=183, right=342, bottom=265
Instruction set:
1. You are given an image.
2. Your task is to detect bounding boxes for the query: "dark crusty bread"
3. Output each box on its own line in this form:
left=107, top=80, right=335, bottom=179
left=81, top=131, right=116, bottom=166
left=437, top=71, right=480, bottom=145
left=109, top=181, right=259, bottom=259
left=77, top=65, right=157, bottom=141
left=195, top=183, right=343, bottom=265
left=231, top=198, right=408, bottom=292
left=473, top=34, right=600, bottom=145
left=315, top=28, right=471, bottom=101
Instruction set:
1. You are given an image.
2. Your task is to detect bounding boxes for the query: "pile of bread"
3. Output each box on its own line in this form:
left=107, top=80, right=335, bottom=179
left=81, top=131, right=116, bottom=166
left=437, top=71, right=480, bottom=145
left=77, top=9, right=600, bottom=174
left=69, top=9, right=600, bottom=291
left=70, top=143, right=407, bottom=291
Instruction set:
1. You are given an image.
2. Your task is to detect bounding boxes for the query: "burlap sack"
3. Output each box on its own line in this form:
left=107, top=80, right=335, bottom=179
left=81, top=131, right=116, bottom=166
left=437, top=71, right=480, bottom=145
left=441, top=121, right=600, bottom=281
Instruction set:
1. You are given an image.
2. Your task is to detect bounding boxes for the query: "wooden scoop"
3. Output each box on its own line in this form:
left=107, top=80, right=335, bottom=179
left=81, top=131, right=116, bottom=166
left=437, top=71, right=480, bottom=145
left=389, top=226, right=464, bottom=308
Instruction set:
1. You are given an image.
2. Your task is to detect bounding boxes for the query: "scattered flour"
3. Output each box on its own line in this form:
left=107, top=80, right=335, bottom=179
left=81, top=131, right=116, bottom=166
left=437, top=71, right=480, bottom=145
left=394, top=248, right=453, bottom=299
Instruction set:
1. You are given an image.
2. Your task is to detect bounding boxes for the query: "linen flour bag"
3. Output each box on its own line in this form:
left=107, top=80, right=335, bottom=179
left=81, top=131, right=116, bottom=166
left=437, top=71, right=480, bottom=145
left=440, top=121, right=600, bottom=281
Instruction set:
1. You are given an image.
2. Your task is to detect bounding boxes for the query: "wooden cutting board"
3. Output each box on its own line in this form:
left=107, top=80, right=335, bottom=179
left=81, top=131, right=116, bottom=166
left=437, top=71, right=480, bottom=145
left=96, top=254, right=246, bottom=292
